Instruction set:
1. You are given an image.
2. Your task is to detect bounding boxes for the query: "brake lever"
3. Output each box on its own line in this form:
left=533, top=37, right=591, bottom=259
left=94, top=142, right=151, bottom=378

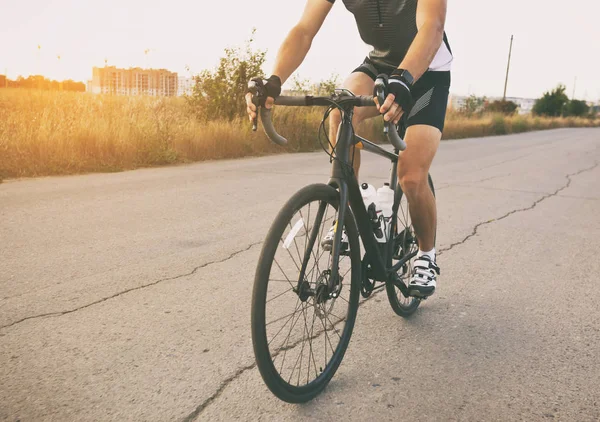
left=374, top=75, right=406, bottom=151
left=373, top=76, right=389, bottom=133
left=247, top=81, right=262, bottom=131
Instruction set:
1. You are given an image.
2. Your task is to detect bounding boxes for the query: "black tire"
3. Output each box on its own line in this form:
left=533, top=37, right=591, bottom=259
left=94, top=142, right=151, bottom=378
left=386, top=174, right=435, bottom=317
left=251, top=183, right=361, bottom=403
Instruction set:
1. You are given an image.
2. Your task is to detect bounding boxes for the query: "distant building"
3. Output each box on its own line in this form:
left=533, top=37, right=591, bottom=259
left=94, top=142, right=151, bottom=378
left=0, top=74, right=6, bottom=88
left=448, top=94, right=537, bottom=114
left=177, top=77, right=196, bottom=96
left=89, top=66, right=178, bottom=96
left=448, top=94, right=467, bottom=111
left=504, top=97, right=536, bottom=115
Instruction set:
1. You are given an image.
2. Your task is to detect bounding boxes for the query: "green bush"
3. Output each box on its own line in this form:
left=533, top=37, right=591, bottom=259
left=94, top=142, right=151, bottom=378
left=533, top=85, right=569, bottom=116
left=563, top=100, right=590, bottom=117
left=186, top=29, right=266, bottom=121
left=486, top=100, right=518, bottom=115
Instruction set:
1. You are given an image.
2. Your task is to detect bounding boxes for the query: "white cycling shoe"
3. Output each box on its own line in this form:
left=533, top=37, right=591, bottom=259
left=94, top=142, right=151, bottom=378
left=408, top=255, right=440, bottom=298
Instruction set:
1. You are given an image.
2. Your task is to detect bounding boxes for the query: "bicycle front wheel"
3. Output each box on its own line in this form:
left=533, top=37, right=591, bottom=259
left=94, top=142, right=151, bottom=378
left=251, top=183, right=360, bottom=403
left=386, top=174, right=435, bottom=317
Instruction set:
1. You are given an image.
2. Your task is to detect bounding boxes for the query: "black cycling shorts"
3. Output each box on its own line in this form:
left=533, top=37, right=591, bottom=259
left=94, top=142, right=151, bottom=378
left=352, top=57, right=451, bottom=132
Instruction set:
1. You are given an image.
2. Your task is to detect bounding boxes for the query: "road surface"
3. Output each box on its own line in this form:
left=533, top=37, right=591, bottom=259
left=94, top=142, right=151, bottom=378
left=1, top=128, right=599, bottom=421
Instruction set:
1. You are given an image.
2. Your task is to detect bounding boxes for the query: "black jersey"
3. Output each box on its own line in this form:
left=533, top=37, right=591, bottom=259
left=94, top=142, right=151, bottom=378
left=327, top=0, right=452, bottom=71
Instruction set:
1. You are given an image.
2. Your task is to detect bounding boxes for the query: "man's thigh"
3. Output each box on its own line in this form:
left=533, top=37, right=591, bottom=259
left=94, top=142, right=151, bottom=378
left=342, top=72, right=380, bottom=122
left=399, top=124, right=442, bottom=175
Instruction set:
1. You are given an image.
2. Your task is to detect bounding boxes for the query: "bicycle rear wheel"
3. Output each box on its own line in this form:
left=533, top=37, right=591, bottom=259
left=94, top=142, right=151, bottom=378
left=386, top=174, right=435, bottom=317
left=251, top=183, right=361, bottom=403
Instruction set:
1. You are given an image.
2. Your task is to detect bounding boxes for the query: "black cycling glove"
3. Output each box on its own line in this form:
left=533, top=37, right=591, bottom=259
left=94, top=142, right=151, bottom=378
left=249, top=75, right=282, bottom=106
left=386, top=69, right=413, bottom=114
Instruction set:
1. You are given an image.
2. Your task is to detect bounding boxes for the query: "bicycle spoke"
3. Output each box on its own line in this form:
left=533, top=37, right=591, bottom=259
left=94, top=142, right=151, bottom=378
left=277, top=303, right=305, bottom=373
left=323, top=312, right=342, bottom=340
left=267, top=304, right=301, bottom=328
left=279, top=236, right=302, bottom=273
left=272, top=258, right=296, bottom=291
left=305, top=303, right=319, bottom=384
left=266, top=287, right=294, bottom=304
left=318, top=311, right=337, bottom=359
left=268, top=298, right=301, bottom=346
left=288, top=301, right=312, bottom=385
left=287, top=220, right=305, bottom=273
left=337, top=294, right=350, bottom=304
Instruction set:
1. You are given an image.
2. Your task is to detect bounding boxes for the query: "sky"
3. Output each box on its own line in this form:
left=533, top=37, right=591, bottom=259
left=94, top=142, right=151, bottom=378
left=1, top=0, right=599, bottom=100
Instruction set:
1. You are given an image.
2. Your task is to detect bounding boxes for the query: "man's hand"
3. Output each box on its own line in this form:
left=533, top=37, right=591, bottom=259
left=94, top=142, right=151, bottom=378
left=245, top=75, right=282, bottom=122
left=374, top=71, right=413, bottom=125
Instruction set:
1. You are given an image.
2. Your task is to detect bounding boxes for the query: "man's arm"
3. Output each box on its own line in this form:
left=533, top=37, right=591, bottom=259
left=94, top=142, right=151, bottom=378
left=272, top=0, right=333, bottom=84
left=378, top=0, right=447, bottom=122
left=246, top=0, right=333, bottom=120
left=398, top=0, right=447, bottom=81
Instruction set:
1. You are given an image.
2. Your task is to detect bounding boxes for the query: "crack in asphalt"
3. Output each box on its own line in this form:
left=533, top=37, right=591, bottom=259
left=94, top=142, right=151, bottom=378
left=465, top=173, right=512, bottom=184
left=183, top=160, right=599, bottom=420
left=438, top=161, right=598, bottom=256
left=181, top=285, right=383, bottom=422
left=436, top=173, right=512, bottom=191
left=0, top=242, right=262, bottom=331
left=180, top=361, right=258, bottom=422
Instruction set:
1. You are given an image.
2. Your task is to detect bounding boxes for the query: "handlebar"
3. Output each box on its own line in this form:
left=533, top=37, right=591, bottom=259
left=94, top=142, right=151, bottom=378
left=249, top=89, right=407, bottom=151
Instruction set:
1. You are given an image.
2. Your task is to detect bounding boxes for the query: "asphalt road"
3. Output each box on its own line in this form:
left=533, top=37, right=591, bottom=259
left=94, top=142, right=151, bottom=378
left=1, top=128, right=599, bottom=421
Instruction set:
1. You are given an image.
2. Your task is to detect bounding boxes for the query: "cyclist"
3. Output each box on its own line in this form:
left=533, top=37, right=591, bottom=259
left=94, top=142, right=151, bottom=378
left=245, top=0, right=452, bottom=298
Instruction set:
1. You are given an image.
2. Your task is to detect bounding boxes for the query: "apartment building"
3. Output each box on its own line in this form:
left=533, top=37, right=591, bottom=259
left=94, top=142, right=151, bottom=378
left=177, top=76, right=196, bottom=96
left=90, top=66, right=178, bottom=96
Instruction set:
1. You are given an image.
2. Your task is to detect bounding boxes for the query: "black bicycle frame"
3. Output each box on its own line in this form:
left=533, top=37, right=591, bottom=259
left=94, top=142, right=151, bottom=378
left=254, top=92, right=414, bottom=297
left=327, top=106, right=412, bottom=297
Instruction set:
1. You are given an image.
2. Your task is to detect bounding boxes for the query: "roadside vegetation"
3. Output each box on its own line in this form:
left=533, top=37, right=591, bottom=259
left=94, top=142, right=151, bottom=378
left=1, top=34, right=598, bottom=179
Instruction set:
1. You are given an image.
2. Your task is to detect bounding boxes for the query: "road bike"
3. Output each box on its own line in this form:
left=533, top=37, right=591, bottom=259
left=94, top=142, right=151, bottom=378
left=249, top=81, right=435, bottom=403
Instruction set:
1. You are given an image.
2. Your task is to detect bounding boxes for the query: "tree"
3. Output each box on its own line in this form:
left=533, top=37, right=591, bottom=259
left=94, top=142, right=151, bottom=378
left=289, top=74, right=340, bottom=96
left=462, top=95, right=486, bottom=115
left=486, top=100, right=518, bottom=114
left=187, top=29, right=266, bottom=121
left=563, top=99, right=590, bottom=117
left=312, top=74, right=340, bottom=96
left=290, top=75, right=312, bottom=95
left=532, top=84, right=569, bottom=116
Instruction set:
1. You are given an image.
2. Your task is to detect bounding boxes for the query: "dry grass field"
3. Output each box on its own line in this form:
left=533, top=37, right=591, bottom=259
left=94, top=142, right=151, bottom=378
left=1, top=89, right=598, bottom=179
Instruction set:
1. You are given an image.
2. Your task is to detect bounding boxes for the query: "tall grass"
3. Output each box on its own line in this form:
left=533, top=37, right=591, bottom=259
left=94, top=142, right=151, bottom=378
left=1, top=89, right=598, bottom=179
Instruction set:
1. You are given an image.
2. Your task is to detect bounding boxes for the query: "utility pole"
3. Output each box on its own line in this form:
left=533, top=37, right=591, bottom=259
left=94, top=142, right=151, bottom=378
left=503, top=35, right=513, bottom=101
left=572, top=76, right=577, bottom=100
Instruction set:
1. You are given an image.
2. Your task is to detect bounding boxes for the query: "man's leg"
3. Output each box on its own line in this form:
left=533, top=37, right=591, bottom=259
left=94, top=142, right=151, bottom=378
left=398, top=124, right=441, bottom=297
left=328, top=72, right=380, bottom=178
left=398, top=124, right=440, bottom=251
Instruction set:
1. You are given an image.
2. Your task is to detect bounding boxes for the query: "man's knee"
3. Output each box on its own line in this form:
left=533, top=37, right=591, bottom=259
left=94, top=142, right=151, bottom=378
left=329, top=110, right=368, bottom=140
left=399, top=169, right=429, bottom=197
left=330, top=109, right=342, bottom=126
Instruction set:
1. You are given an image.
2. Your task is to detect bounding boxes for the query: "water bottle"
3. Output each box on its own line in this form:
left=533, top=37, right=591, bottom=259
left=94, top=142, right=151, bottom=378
left=376, top=183, right=394, bottom=219
left=360, top=183, right=377, bottom=208
left=361, top=183, right=386, bottom=242
left=375, top=183, right=395, bottom=243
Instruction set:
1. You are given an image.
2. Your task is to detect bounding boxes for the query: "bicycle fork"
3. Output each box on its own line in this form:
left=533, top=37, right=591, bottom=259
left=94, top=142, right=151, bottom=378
left=295, top=187, right=348, bottom=301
